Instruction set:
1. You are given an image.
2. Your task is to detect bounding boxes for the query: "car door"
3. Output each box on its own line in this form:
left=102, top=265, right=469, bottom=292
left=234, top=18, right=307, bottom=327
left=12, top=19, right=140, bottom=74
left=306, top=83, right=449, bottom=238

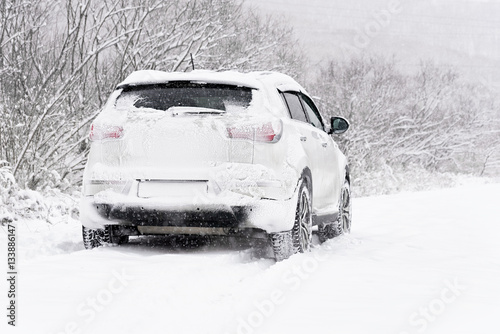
left=298, top=93, right=343, bottom=209
left=280, top=91, right=328, bottom=209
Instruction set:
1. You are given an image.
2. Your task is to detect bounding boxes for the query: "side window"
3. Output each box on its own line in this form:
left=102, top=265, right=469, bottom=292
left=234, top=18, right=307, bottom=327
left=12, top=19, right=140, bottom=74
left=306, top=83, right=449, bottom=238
left=282, top=92, right=308, bottom=123
left=300, top=94, right=324, bottom=131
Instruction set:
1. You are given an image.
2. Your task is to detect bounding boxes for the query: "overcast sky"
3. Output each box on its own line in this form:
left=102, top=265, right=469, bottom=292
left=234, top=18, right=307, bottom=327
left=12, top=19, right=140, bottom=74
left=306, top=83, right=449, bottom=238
left=251, top=0, right=500, bottom=87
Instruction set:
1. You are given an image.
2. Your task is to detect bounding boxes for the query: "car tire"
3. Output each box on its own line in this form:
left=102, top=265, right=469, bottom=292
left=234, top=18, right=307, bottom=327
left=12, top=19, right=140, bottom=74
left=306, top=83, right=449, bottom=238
left=269, top=231, right=293, bottom=262
left=82, top=226, right=111, bottom=249
left=318, top=179, right=351, bottom=242
left=270, top=179, right=312, bottom=261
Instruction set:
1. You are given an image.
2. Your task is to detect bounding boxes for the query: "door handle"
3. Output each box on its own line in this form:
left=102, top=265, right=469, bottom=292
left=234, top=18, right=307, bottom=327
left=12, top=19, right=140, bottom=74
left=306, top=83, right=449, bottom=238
left=300, top=136, right=307, bottom=142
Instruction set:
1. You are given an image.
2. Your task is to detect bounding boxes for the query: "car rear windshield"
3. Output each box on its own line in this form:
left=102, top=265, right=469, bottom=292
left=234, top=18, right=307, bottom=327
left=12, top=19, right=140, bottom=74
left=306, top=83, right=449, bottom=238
left=115, top=82, right=253, bottom=112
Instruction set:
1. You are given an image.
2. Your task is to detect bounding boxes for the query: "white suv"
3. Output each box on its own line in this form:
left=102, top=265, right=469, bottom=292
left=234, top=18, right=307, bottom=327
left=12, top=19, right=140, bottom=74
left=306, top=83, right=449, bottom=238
left=80, top=70, right=351, bottom=261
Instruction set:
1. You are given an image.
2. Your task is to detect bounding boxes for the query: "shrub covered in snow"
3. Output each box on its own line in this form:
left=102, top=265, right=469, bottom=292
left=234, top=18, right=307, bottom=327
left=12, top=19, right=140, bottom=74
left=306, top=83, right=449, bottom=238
left=312, top=56, right=500, bottom=189
left=0, top=161, right=79, bottom=225
left=351, top=162, right=499, bottom=197
left=0, top=161, right=17, bottom=224
left=352, top=164, right=456, bottom=197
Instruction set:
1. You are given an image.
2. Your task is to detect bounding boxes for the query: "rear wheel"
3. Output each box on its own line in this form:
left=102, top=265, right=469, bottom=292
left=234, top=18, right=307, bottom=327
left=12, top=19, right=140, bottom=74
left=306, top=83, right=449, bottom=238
left=318, top=179, right=351, bottom=242
left=270, top=179, right=312, bottom=261
left=82, top=226, right=111, bottom=249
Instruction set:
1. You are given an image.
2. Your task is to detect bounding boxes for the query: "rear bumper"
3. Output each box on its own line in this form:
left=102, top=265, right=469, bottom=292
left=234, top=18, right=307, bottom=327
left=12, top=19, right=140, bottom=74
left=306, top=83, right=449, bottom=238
left=80, top=185, right=298, bottom=234
left=80, top=163, right=299, bottom=234
left=86, top=202, right=248, bottom=229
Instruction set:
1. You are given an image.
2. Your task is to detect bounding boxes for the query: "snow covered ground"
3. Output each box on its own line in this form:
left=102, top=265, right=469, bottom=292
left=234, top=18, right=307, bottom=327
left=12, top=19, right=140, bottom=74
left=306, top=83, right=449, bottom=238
left=1, top=180, right=499, bottom=334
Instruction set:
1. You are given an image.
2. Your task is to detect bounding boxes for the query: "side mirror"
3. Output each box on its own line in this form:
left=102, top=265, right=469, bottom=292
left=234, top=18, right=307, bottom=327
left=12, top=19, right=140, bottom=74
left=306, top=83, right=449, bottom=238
left=328, top=117, right=349, bottom=135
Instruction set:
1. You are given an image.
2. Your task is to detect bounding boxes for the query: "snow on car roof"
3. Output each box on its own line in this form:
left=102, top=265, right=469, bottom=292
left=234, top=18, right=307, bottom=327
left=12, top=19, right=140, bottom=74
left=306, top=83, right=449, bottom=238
left=118, top=70, right=262, bottom=89
left=250, top=71, right=307, bottom=95
left=117, top=70, right=307, bottom=94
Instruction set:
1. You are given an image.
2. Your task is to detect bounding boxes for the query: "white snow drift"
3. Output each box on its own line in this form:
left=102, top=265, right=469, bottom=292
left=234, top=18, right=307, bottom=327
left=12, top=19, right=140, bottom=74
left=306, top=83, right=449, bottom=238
left=1, top=180, right=499, bottom=334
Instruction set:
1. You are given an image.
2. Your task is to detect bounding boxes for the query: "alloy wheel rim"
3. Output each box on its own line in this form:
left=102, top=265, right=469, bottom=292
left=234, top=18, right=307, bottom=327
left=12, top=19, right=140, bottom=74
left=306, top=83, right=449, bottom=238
left=299, top=190, right=312, bottom=251
left=341, top=185, right=351, bottom=233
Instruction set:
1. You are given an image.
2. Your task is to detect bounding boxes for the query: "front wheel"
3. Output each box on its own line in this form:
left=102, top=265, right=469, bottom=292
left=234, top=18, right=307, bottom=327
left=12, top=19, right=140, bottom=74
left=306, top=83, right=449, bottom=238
left=269, top=179, right=312, bottom=261
left=318, top=179, right=352, bottom=242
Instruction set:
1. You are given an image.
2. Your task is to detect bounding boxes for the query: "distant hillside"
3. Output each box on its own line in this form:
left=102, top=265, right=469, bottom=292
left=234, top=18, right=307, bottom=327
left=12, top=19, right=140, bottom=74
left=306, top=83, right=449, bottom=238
left=250, top=0, right=500, bottom=89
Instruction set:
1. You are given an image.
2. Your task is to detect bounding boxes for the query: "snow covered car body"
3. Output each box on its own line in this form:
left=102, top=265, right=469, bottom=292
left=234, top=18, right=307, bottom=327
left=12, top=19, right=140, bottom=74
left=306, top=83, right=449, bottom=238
left=80, top=70, right=350, bottom=260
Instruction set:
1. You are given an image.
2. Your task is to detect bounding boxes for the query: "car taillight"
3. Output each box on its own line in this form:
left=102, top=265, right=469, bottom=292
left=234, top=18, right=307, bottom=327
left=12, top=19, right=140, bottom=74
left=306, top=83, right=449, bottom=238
left=89, top=123, right=124, bottom=141
left=227, top=120, right=282, bottom=143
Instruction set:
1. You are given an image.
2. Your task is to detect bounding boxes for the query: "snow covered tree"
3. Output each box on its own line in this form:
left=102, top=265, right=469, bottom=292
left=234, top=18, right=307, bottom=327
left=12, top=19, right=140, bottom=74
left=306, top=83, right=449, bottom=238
left=312, top=57, right=499, bottom=181
left=0, top=0, right=302, bottom=190
left=199, top=7, right=304, bottom=79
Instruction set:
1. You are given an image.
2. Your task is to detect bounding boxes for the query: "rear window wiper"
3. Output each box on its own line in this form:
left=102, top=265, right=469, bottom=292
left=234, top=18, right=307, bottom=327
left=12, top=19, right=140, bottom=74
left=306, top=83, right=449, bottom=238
left=168, top=106, right=226, bottom=116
